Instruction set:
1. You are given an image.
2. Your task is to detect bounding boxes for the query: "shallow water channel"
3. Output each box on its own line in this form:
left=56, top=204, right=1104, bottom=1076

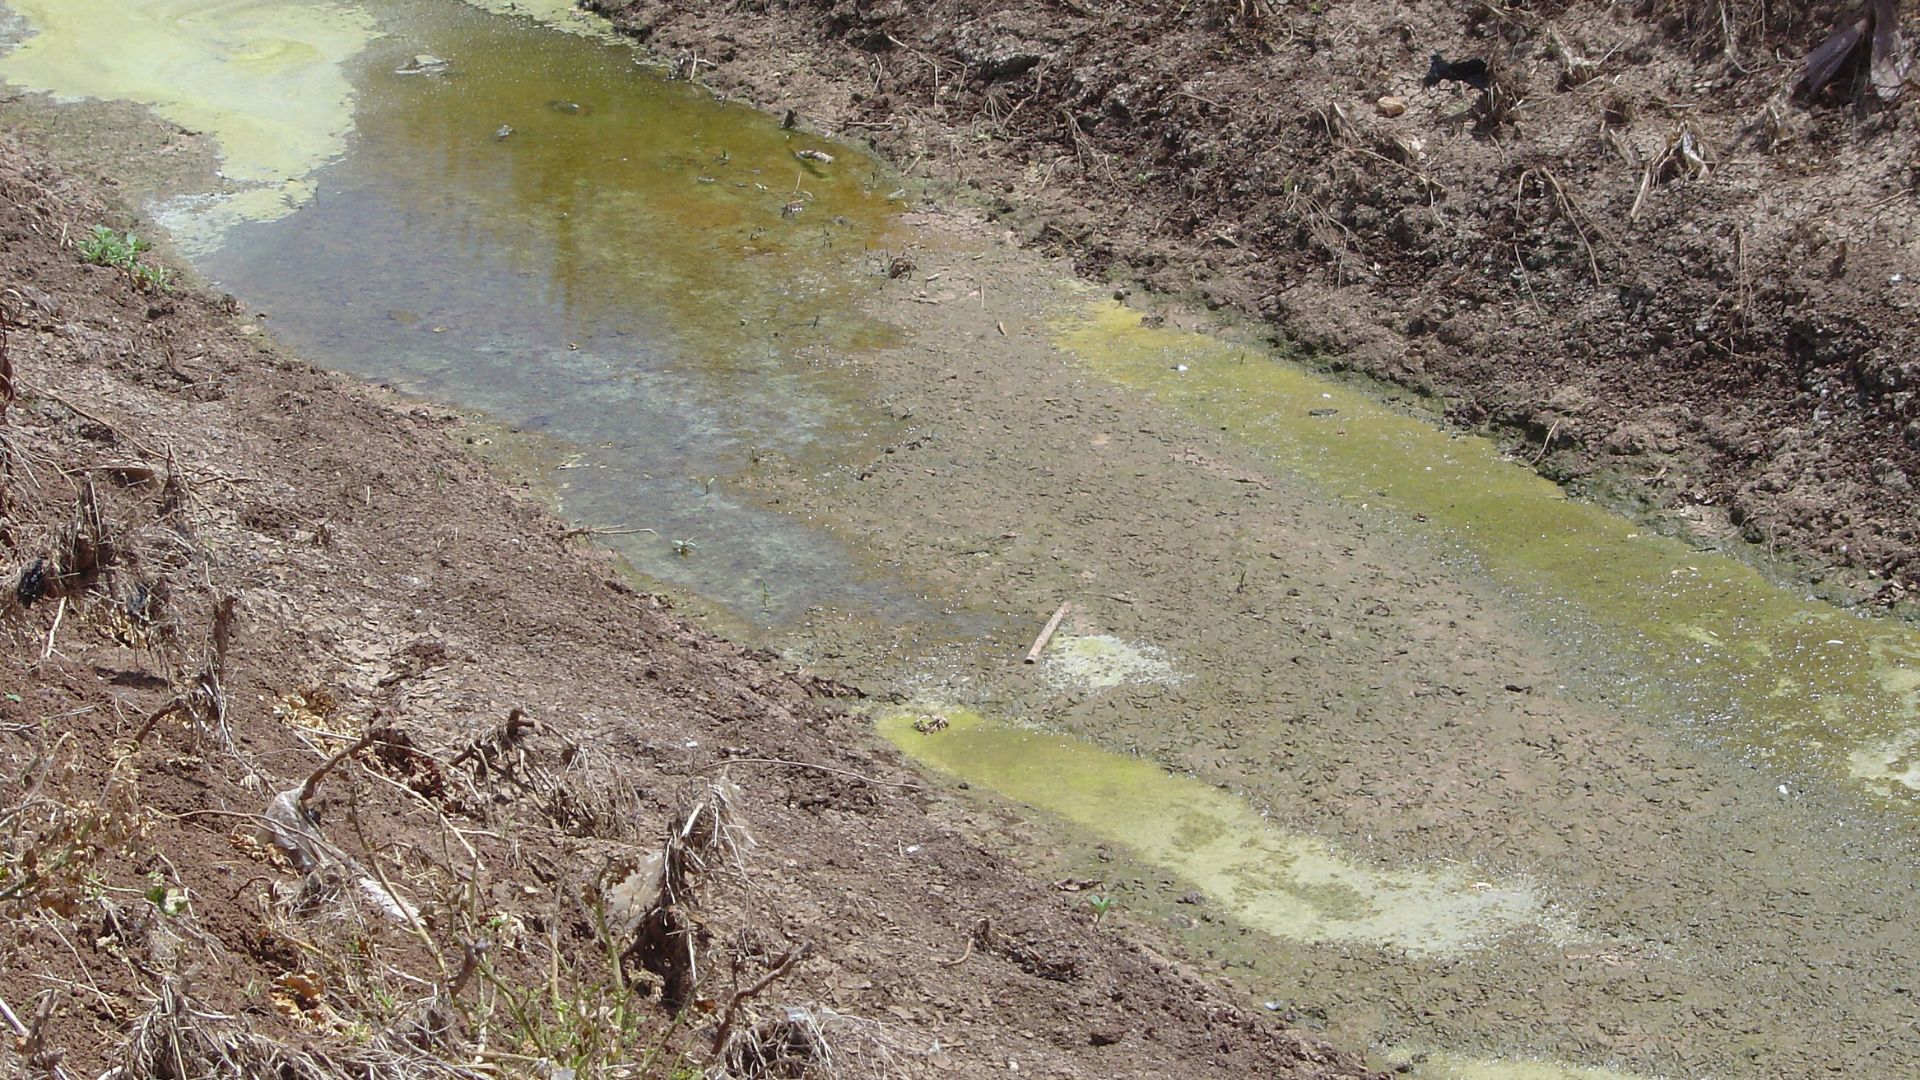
left=7, top=1, right=1920, bottom=1076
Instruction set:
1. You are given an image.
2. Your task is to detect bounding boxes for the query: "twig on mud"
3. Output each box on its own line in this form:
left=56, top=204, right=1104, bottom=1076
left=0, top=989, right=76, bottom=1080
left=342, top=791, right=437, bottom=953
left=1510, top=243, right=1545, bottom=315
left=1024, top=601, right=1070, bottom=663
left=561, top=524, right=657, bottom=540
left=132, top=698, right=186, bottom=744
left=1058, top=106, right=1115, bottom=183
left=447, top=939, right=486, bottom=1000
left=1174, top=87, right=1248, bottom=118
left=1344, top=142, right=1448, bottom=197
left=1631, top=122, right=1712, bottom=225
left=1519, top=167, right=1603, bottom=287
left=39, top=596, right=66, bottom=659
left=298, top=729, right=381, bottom=808
left=131, top=595, right=236, bottom=745
left=883, top=33, right=961, bottom=116
left=19, top=382, right=168, bottom=463
left=1530, top=418, right=1563, bottom=465
left=692, top=756, right=924, bottom=791
left=0, top=302, right=12, bottom=423
left=992, top=73, right=1047, bottom=136
left=1313, top=100, right=1357, bottom=142
left=935, top=933, right=976, bottom=968
left=1283, top=181, right=1361, bottom=284
left=709, top=941, right=812, bottom=1057
left=253, top=729, right=380, bottom=872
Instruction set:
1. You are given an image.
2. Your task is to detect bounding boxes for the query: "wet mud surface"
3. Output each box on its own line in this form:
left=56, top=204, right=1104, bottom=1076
left=730, top=216, right=1920, bottom=1076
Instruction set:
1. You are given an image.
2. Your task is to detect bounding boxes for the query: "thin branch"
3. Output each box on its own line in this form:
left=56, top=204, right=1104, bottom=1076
left=691, top=756, right=924, bottom=791
left=709, top=941, right=812, bottom=1057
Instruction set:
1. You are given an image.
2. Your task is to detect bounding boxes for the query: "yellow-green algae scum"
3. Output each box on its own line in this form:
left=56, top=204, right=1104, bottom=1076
left=0, top=0, right=376, bottom=253
left=1055, top=298, right=1920, bottom=805
left=878, top=708, right=1562, bottom=954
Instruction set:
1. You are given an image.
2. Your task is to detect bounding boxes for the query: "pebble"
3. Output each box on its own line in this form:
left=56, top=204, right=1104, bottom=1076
left=1377, top=95, right=1408, bottom=117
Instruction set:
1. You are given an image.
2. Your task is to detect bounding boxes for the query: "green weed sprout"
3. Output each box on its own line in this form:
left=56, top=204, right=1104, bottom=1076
left=77, top=225, right=171, bottom=292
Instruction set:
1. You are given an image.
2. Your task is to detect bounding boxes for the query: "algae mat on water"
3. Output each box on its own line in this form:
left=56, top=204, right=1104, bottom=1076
left=879, top=706, right=1565, bottom=955
left=1056, top=298, right=1920, bottom=807
left=0, top=0, right=375, bottom=252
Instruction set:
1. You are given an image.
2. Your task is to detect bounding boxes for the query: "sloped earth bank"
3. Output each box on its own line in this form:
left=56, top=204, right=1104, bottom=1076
left=0, top=137, right=1381, bottom=1078
left=592, top=0, right=1920, bottom=603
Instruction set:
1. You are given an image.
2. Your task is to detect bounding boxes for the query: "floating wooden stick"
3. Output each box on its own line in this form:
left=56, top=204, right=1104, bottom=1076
left=1024, top=602, right=1070, bottom=664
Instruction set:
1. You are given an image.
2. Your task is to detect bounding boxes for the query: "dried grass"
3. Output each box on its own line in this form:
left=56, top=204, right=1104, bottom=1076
left=449, top=710, right=650, bottom=840
left=613, top=783, right=752, bottom=1010
left=108, top=978, right=491, bottom=1080
left=1655, top=0, right=1842, bottom=62
left=0, top=732, right=148, bottom=912
left=711, top=1005, right=941, bottom=1080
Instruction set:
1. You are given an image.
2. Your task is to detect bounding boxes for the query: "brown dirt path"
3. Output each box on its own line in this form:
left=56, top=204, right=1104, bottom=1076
left=588, top=0, right=1920, bottom=605
left=0, top=130, right=1381, bottom=1078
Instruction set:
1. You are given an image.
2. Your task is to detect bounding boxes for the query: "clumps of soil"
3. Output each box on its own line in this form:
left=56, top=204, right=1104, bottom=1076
left=0, top=131, right=1384, bottom=1078
left=593, top=0, right=1920, bottom=603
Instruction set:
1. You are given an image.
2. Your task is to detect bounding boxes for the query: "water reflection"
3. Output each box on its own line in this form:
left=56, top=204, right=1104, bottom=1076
left=201, top=0, right=917, bottom=623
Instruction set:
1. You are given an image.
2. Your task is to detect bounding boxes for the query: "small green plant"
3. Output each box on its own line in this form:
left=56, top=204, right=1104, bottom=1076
left=77, top=225, right=148, bottom=266
left=130, top=261, right=172, bottom=292
left=76, top=225, right=170, bottom=292
left=672, top=538, right=697, bottom=557
left=1087, top=894, right=1117, bottom=924
left=144, top=883, right=189, bottom=915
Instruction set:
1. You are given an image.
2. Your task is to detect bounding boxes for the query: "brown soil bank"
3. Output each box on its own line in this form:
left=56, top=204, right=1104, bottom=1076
left=592, top=0, right=1920, bottom=600
left=0, top=134, right=1380, bottom=1078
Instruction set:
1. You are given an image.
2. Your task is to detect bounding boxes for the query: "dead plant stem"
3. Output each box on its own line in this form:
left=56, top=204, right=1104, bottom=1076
left=709, top=941, right=811, bottom=1057
left=693, top=756, right=924, bottom=790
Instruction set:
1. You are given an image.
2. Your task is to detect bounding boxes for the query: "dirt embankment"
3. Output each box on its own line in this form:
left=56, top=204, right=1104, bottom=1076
left=0, top=134, right=1381, bottom=1078
left=593, top=0, right=1920, bottom=600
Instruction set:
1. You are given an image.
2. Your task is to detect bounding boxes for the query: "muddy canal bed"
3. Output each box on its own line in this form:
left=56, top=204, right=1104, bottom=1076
left=5, top=1, right=1920, bottom=1075
left=757, top=223, right=1920, bottom=1077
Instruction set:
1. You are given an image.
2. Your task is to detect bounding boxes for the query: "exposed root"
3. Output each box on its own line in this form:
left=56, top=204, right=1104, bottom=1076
left=709, top=941, right=811, bottom=1060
